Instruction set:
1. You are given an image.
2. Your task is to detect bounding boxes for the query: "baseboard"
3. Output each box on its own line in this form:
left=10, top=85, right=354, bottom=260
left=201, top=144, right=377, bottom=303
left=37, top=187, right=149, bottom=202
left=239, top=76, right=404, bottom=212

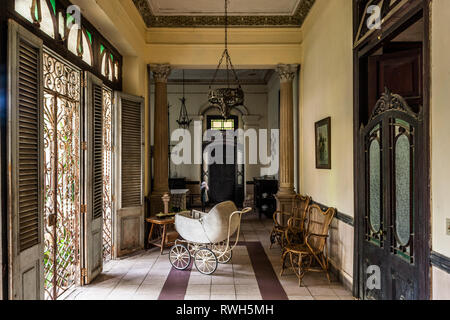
left=329, top=259, right=353, bottom=292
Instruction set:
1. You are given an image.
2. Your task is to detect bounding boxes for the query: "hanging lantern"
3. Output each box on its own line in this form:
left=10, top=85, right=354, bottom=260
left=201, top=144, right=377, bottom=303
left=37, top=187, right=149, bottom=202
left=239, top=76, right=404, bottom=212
left=177, top=70, right=192, bottom=129
left=208, top=0, right=245, bottom=119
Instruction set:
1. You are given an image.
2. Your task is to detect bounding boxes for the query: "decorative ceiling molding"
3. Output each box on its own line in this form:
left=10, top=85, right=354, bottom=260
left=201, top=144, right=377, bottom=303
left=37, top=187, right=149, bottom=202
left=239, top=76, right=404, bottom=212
left=132, top=0, right=315, bottom=28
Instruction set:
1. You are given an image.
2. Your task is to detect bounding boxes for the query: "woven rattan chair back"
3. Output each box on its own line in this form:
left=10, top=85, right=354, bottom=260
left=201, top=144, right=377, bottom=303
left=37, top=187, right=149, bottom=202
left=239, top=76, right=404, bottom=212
left=304, top=204, right=336, bottom=253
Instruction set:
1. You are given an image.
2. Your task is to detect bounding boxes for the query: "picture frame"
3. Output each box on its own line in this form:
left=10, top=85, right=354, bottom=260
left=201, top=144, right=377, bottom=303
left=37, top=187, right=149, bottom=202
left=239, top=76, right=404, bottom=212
left=315, top=117, right=331, bottom=169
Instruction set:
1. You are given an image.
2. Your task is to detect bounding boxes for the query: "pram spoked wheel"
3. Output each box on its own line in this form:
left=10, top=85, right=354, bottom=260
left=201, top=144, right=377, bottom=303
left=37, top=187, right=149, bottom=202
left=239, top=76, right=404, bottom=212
left=212, top=243, right=233, bottom=264
left=194, top=248, right=218, bottom=275
left=169, top=244, right=191, bottom=270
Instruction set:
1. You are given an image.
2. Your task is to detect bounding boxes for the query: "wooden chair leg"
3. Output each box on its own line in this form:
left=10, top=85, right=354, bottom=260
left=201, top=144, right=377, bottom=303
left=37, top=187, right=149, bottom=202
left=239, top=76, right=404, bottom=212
left=269, top=230, right=275, bottom=249
left=280, top=250, right=289, bottom=277
left=297, top=254, right=303, bottom=287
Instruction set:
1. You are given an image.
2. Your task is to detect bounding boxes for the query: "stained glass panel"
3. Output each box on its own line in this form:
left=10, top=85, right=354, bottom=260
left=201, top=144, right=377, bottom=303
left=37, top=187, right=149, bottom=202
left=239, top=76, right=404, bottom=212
left=210, top=119, right=235, bottom=131
left=67, top=26, right=92, bottom=66
left=15, top=0, right=55, bottom=38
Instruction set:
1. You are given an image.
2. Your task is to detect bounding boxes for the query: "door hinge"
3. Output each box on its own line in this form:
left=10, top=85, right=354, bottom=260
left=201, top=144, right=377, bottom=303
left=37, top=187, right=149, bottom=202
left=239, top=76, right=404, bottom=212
left=80, top=204, right=87, bottom=214
left=81, top=268, right=87, bottom=285
left=81, top=141, right=87, bottom=151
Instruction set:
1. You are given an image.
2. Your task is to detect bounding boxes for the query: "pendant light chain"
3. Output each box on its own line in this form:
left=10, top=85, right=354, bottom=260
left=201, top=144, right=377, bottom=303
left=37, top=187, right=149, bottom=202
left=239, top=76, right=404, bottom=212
left=208, top=0, right=245, bottom=118
left=177, top=69, right=192, bottom=128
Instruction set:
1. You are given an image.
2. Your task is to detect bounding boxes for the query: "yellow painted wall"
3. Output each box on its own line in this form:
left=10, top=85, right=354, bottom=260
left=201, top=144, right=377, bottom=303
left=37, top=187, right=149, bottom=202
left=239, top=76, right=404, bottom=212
left=431, top=0, right=450, bottom=258
left=299, top=0, right=354, bottom=216
left=78, top=0, right=304, bottom=197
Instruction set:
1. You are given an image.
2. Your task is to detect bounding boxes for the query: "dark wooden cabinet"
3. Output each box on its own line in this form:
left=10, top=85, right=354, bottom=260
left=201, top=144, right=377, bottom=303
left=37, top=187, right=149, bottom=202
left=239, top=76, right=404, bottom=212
left=169, top=178, right=186, bottom=190
left=253, top=178, right=278, bottom=219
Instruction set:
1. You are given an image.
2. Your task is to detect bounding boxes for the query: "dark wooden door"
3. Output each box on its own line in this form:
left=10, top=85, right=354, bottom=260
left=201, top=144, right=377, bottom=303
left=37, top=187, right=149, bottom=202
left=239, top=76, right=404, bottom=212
left=206, top=116, right=238, bottom=205
left=368, top=47, right=422, bottom=118
left=359, top=45, right=428, bottom=300
left=209, top=142, right=236, bottom=203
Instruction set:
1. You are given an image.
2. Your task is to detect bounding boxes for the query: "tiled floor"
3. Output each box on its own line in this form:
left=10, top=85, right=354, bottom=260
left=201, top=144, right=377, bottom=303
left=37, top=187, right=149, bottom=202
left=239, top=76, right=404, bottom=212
left=64, top=212, right=353, bottom=300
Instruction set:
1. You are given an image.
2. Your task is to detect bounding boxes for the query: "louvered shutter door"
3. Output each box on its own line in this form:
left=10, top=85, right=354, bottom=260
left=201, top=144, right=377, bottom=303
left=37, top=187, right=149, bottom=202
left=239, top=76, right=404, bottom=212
left=83, top=73, right=103, bottom=284
left=17, top=40, right=40, bottom=251
left=92, top=84, right=103, bottom=219
left=8, top=20, right=44, bottom=300
left=114, top=93, right=144, bottom=257
left=121, top=99, right=142, bottom=208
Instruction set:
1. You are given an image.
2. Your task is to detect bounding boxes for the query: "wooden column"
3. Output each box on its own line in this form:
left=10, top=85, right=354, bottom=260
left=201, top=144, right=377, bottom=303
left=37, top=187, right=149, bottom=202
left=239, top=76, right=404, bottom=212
left=150, top=64, right=171, bottom=215
left=276, top=64, right=298, bottom=214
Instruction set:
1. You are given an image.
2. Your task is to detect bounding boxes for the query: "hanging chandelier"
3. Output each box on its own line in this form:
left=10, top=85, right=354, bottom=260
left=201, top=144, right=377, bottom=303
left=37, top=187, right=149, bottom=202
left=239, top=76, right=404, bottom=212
left=177, top=70, right=192, bottom=129
left=208, top=0, right=245, bottom=119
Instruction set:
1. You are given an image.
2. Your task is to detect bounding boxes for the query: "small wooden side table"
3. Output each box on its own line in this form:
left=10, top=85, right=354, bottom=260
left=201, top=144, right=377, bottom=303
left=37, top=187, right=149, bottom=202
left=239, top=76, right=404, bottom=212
left=146, top=217, right=177, bottom=255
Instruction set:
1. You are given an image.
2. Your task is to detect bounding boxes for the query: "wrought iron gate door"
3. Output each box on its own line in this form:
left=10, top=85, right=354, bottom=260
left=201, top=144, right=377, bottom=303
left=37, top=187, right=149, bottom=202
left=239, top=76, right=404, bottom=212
left=102, top=88, right=113, bottom=262
left=43, top=51, right=81, bottom=300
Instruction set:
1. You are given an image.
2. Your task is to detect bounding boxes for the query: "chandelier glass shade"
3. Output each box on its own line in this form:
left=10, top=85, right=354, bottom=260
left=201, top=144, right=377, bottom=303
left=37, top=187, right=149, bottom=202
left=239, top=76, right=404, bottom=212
left=208, top=0, right=245, bottom=119
left=177, top=70, right=192, bottom=129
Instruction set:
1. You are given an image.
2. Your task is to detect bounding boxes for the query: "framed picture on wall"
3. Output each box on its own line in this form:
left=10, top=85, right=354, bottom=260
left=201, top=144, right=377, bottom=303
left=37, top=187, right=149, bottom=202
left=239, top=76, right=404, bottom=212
left=315, top=117, right=331, bottom=169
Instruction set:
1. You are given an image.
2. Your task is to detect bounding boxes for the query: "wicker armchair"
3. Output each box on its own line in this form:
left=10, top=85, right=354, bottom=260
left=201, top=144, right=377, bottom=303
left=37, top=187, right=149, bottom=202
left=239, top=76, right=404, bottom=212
left=269, top=195, right=311, bottom=249
left=280, top=204, right=336, bottom=286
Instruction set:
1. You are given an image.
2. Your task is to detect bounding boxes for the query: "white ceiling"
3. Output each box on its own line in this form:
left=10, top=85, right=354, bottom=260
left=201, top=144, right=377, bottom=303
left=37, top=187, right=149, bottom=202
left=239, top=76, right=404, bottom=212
left=147, top=0, right=302, bottom=16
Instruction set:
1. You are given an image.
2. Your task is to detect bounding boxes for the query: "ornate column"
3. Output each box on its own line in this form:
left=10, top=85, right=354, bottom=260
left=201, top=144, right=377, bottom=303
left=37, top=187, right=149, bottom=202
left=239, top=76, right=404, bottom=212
left=276, top=64, right=298, bottom=214
left=150, top=64, right=171, bottom=215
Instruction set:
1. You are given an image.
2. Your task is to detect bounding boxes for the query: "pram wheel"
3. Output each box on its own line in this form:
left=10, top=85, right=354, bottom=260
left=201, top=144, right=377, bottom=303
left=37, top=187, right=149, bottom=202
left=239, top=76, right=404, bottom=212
left=212, top=243, right=233, bottom=264
left=169, top=245, right=191, bottom=270
left=194, top=248, right=218, bottom=275
left=217, top=250, right=232, bottom=264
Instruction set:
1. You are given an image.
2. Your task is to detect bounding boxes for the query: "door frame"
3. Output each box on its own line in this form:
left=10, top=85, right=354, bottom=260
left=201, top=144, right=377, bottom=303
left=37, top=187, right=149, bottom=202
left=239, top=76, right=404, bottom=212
left=203, top=115, right=244, bottom=206
left=352, top=0, right=431, bottom=299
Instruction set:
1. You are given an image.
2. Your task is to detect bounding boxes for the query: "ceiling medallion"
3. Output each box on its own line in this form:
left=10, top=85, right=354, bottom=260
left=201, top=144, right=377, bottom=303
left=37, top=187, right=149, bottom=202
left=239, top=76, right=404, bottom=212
left=208, top=0, right=245, bottom=119
left=177, top=70, right=192, bottom=129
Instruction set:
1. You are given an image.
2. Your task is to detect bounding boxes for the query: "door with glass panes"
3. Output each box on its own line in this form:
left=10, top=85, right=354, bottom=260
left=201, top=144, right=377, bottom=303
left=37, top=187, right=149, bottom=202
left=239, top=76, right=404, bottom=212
left=360, top=89, right=427, bottom=300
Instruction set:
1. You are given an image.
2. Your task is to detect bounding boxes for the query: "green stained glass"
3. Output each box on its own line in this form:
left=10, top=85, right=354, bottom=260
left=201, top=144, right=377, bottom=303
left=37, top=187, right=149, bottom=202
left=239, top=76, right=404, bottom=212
left=67, top=13, right=75, bottom=26
left=50, top=0, right=56, bottom=15
left=35, top=4, right=40, bottom=21
left=100, top=45, right=105, bottom=54
left=86, top=30, right=92, bottom=44
left=110, top=54, right=114, bottom=61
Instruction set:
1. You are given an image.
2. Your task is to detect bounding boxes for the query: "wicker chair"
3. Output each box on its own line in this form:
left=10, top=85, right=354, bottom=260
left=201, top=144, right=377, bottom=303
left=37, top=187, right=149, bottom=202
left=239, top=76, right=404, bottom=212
left=280, top=204, right=336, bottom=286
left=269, top=195, right=311, bottom=249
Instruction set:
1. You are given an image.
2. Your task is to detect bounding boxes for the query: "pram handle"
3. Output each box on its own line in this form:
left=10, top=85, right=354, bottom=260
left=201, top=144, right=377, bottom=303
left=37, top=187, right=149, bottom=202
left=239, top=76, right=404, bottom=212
left=225, top=207, right=253, bottom=252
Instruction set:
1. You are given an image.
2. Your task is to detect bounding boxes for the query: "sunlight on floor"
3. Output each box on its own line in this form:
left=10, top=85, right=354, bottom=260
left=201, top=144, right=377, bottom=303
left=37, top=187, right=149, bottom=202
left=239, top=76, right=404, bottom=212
left=65, top=213, right=353, bottom=300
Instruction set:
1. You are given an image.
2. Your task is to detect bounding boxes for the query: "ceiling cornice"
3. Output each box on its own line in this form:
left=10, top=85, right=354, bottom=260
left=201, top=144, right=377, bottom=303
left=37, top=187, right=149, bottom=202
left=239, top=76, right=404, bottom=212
left=132, top=0, right=315, bottom=28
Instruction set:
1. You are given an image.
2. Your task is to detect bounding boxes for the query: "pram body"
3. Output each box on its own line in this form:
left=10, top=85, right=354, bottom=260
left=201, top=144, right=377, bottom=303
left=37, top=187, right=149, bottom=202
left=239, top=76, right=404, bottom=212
left=169, top=201, right=251, bottom=274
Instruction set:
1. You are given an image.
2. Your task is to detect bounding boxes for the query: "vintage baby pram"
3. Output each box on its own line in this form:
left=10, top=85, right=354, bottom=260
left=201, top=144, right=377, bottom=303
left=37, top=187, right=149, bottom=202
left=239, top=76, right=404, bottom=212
left=169, top=201, right=252, bottom=275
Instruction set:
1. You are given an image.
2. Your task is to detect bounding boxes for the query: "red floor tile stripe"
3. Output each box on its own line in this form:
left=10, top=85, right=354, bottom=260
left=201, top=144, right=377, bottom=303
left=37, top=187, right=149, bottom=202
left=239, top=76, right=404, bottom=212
left=245, top=241, right=289, bottom=300
left=158, top=241, right=287, bottom=300
left=158, top=262, right=192, bottom=300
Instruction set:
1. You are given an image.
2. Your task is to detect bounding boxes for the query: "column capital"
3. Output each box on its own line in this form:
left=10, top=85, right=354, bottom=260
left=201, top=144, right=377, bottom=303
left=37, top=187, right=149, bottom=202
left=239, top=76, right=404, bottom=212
left=150, top=64, right=171, bottom=83
left=276, top=64, right=299, bottom=83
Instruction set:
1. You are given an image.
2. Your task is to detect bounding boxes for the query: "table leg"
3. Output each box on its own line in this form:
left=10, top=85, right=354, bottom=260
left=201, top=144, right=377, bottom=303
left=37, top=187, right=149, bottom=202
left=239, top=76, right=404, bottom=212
left=161, top=225, right=167, bottom=255
left=148, top=223, right=155, bottom=246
